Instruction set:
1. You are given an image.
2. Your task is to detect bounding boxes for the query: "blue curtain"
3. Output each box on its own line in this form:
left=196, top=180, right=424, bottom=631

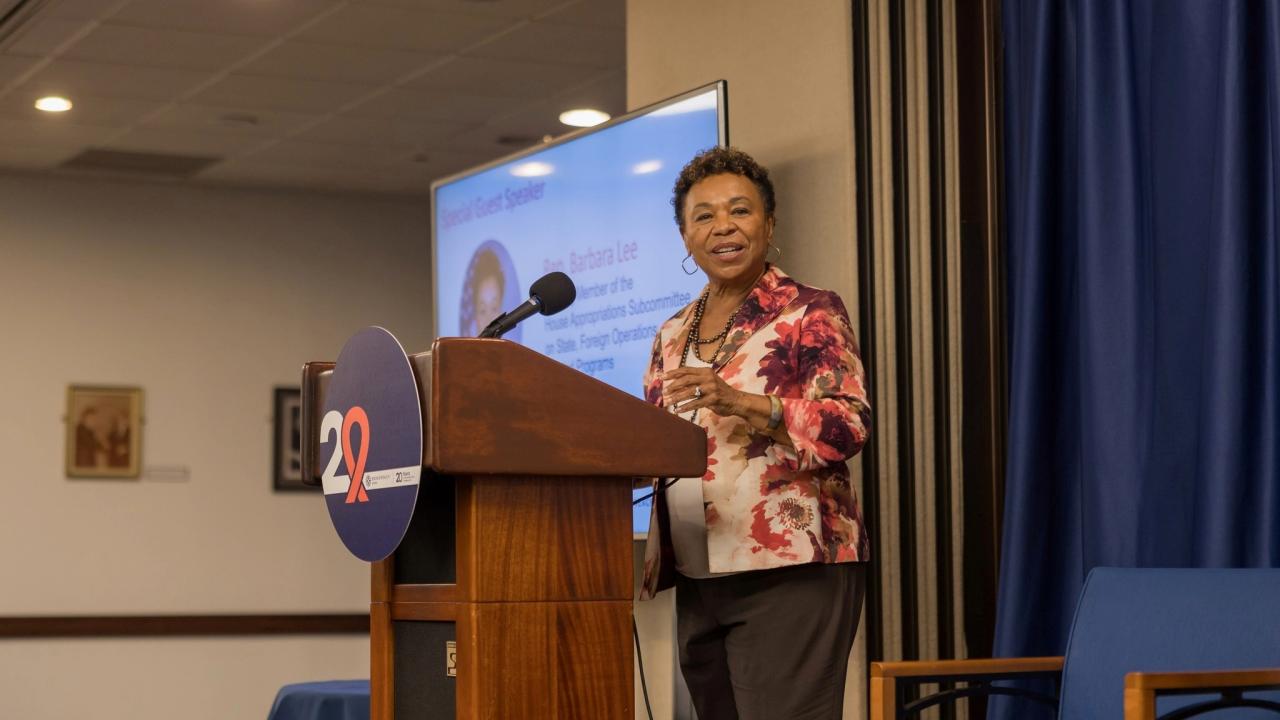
left=995, top=1, right=1280, bottom=716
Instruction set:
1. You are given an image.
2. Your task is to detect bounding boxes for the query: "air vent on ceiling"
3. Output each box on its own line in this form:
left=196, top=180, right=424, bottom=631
left=0, top=0, right=52, bottom=49
left=59, top=149, right=223, bottom=179
left=495, top=134, right=539, bottom=147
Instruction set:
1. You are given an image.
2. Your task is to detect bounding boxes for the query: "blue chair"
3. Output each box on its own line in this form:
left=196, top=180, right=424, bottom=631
left=871, top=568, right=1280, bottom=719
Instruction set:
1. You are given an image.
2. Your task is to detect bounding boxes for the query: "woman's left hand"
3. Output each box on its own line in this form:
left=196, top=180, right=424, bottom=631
left=662, top=367, right=743, bottom=417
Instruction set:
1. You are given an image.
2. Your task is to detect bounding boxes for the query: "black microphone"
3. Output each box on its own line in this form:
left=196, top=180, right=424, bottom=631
left=478, top=271, right=577, bottom=339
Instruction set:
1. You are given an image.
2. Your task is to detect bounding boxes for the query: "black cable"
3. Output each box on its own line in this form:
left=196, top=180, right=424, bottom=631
left=633, top=617, right=655, bottom=720
left=632, top=477, right=680, bottom=505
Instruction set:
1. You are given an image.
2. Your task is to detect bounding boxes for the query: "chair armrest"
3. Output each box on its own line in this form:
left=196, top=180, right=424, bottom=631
left=1124, top=668, right=1280, bottom=720
left=871, top=657, right=1064, bottom=720
left=873, top=656, right=1065, bottom=679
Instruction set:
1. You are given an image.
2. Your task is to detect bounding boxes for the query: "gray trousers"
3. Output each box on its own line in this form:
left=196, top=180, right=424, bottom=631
left=675, top=562, right=866, bottom=720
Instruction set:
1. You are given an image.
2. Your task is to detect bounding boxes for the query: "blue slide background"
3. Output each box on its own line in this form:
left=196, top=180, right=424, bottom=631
left=434, top=90, right=721, bottom=534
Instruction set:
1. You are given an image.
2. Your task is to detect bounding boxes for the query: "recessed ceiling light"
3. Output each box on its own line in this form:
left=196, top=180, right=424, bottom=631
left=35, top=96, right=72, bottom=113
left=559, top=108, right=610, bottom=128
left=632, top=160, right=663, bottom=175
left=510, top=161, right=554, bottom=178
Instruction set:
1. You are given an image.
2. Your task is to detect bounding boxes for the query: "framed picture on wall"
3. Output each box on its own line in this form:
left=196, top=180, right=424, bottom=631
left=273, top=386, right=312, bottom=491
left=65, top=385, right=143, bottom=479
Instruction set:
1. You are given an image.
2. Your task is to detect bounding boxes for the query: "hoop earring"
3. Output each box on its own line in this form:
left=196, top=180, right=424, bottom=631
left=681, top=253, right=698, bottom=275
left=768, top=244, right=782, bottom=262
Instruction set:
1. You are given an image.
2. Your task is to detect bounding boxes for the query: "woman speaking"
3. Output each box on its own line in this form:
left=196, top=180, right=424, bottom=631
left=640, top=147, right=871, bottom=720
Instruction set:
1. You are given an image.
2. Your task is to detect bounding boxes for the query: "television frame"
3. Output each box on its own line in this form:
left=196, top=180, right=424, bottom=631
left=428, top=79, right=729, bottom=342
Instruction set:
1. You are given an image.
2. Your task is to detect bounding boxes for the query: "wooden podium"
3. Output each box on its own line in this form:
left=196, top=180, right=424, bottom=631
left=302, top=337, right=705, bottom=720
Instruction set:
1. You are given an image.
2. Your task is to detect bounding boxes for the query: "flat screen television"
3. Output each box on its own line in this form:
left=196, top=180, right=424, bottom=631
left=431, top=80, right=727, bottom=535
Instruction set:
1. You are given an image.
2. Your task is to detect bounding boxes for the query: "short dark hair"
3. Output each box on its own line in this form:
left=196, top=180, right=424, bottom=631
left=671, top=146, right=776, bottom=231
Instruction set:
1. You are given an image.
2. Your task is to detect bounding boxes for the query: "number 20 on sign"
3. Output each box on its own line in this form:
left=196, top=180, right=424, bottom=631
left=319, top=406, right=371, bottom=504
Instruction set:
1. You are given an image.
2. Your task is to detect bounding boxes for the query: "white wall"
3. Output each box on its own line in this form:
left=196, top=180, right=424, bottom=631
left=627, top=0, right=860, bottom=303
left=628, top=2, right=867, bottom=718
left=0, top=171, right=432, bottom=719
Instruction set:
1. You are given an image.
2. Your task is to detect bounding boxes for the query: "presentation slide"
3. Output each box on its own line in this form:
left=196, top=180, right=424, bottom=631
left=433, top=86, right=723, bottom=534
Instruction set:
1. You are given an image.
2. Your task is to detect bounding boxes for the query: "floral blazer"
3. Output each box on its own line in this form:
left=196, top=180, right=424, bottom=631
left=640, top=264, right=872, bottom=600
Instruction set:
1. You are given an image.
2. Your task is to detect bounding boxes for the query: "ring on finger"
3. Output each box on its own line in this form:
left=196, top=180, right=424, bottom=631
left=694, top=386, right=703, bottom=399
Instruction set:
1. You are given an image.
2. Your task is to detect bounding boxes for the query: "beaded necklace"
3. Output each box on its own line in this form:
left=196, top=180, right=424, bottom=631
left=680, top=290, right=743, bottom=369
left=678, top=291, right=742, bottom=424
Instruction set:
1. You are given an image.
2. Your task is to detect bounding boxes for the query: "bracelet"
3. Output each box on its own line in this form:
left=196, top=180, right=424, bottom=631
left=766, top=394, right=783, bottom=432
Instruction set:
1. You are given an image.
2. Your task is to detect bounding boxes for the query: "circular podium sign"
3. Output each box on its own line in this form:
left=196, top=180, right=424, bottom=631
left=321, top=326, right=423, bottom=562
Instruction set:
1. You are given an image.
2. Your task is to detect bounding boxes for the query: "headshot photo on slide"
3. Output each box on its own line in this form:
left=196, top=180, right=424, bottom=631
left=460, top=239, right=520, bottom=341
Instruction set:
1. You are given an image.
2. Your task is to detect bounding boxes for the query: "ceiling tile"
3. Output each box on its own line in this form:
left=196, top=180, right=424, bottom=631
left=242, top=138, right=413, bottom=170
left=347, top=86, right=511, bottom=123
left=0, top=91, right=163, bottom=126
left=107, top=126, right=264, bottom=157
left=189, top=74, right=374, bottom=114
left=297, top=5, right=511, bottom=53
left=0, top=142, right=84, bottom=168
left=540, top=0, right=624, bottom=28
left=299, top=113, right=470, bottom=148
left=4, top=17, right=92, bottom=56
left=238, top=40, right=443, bottom=85
left=196, top=159, right=337, bottom=190
left=199, top=157, right=435, bottom=196
left=110, top=0, right=344, bottom=37
left=0, top=116, right=119, bottom=147
left=60, top=22, right=269, bottom=71
left=355, top=0, right=570, bottom=20
left=0, top=53, right=41, bottom=87
left=551, top=70, right=625, bottom=114
left=0, top=0, right=627, bottom=195
left=415, top=148, right=497, bottom=180
left=404, top=54, right=598, bottom=99
left=446, top=104, right=562, bottom=153
left=467, top=19, right=622, bottom=68
left=43, top=0, right=132, bottom=21
left=436, top=71, right=622, bottom=153
left=17, top=59, right=210, bottom=101
left=141, top=103, right=319, bottom=137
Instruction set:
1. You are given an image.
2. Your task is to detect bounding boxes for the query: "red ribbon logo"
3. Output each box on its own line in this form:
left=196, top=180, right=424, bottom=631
left=342, top=406, right=370, bottom=504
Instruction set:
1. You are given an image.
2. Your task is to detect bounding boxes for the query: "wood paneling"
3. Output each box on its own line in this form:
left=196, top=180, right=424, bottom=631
left=392, top=584, right=458, bottom=604
left=0, top=613, right=368, bottom=638
left=383, top=476, right=634, bottom=718
left=427, top=339, right=705, bottom=478
left=370, top=603, right=394, bottom=720
left=388, top=603, right=457, bottom=622
left=461, top=476, right=633, bottom=603
left=467, top=601, right=632, bottom=720
left=301, top=361, right=335, bottom=487
left=371, top=559, right=393, bottom=602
